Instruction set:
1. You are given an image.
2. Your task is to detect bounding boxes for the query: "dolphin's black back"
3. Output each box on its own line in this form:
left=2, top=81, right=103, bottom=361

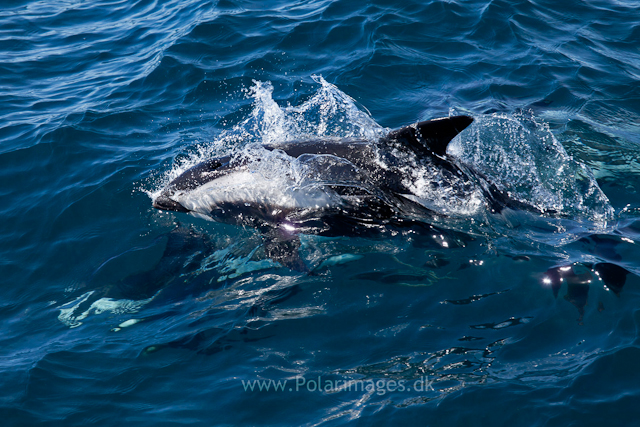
left=269, top=116, right=474, bottom=160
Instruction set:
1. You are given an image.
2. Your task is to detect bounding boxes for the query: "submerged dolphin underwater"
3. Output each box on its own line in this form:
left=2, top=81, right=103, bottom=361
left=153, top=115, right=532, bottom=235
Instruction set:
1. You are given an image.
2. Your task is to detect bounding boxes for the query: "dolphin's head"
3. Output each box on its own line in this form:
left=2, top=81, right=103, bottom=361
left=152, top=192, right=189, bottom=212
left=152, top=157, right=228, bottom=214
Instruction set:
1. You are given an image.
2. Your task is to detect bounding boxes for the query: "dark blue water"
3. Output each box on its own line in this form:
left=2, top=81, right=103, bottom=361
left=2, top=0, right=640, bottom=425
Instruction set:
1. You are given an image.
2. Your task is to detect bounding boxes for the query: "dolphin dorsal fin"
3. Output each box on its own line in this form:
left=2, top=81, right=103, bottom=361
left=384, top=116, right=473, bottom=157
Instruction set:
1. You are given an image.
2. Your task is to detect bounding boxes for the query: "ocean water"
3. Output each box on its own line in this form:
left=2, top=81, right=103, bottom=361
left=2, top=0, right=640, bottom=425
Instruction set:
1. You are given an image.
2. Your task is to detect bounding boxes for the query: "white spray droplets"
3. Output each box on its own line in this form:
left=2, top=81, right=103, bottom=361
left=449, top=112, right=614, bottom=223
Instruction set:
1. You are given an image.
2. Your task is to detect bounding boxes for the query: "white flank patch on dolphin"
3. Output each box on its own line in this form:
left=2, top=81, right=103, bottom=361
left=172, top=169, right=338, bottom=215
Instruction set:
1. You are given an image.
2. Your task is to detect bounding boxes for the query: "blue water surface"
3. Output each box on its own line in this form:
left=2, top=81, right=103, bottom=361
left=2, top=0, right=640, bottom=425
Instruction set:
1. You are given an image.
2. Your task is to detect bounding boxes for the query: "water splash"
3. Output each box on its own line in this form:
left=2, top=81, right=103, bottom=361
left=147, top=76, right=384, bottom=198
left=399, top=155, right=488, bottom=218
left=235, top=76, right=386, bottom=144
left=449, top=112, right=615, bottom=223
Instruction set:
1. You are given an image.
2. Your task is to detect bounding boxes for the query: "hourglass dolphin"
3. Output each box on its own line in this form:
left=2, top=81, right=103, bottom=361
left=156, top=116, right=475, bottom=216
left=152, top=116, right=532, bottom=238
